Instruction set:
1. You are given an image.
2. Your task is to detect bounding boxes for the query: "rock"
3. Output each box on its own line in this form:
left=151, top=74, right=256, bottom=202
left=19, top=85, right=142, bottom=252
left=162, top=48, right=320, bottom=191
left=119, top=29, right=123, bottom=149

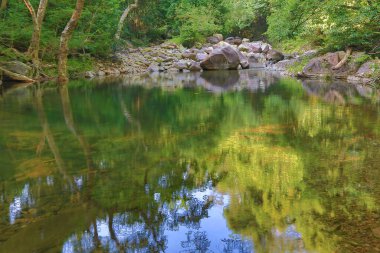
left=266, top=50, right=284, bottom=63
left=189, top=62, right=202, bottom=72
left=238, top=44, right=251, bottom=53
left=2, top=61, right=32, bottom=76
left=196, top=53, right=208, bottom=62
left=270, top=59, right=300, bottom=72
left=302, top=50, right=318, bottom=58
left=160, top=42, right=178, bottom=49
left=251, top=46, right=262, bottom=53
left=174, top=60, right=188, bottom=71
left=233, top=37, right=242, bottom=46
left=214, top=41, right=231, bottom=48
left=147, top=64, right=160, bottom=72
left=356, top=60, right=379, bottom=77
left=225, top=37, right=235, bottom=45
left=207, top=36, right=222, bottom=45
left=261, top=44, right=270, bottom=53
left=302, top=51, right=358, bottom=78
left=85, top=71, right=96, bottom=78
left=248, top=53, right=266, bottom=68
left=225, top=37, right=242, bottom=46
left=347, top=59, right=380, bottom=84
left=182, top=50, right=197, bottom=61
left=236, top=49, right=249, bottom=69
left=200, top=45, right=241, bottom=70
left=242, top=38, right=250, bottom=43
left=97, top=70, right=105, bottom=76
left=204, top=47, right=214, bottom=54
left=213, top=34, right=224, bottom=42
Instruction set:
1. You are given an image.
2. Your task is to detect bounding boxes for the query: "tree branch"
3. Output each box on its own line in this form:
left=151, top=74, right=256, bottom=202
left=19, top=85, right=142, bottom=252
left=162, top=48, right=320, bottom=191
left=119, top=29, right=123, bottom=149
left=115, top=0, right=139, bottom=40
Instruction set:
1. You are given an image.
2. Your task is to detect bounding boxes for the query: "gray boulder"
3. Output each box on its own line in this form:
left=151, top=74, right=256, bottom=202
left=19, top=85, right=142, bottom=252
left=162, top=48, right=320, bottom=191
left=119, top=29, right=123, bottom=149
left=207, top=36, right=222, bottom=45
left=189, top=62, right=202, bottom=72
left=2, top=61, right=32, bottom=76
left=200, top=46, right=240, bottom=70
left=196, top=52, right=208, bottom=62
left=266, top=50, right=284, bottom=63
left=200, top=45, right=248, bottom=70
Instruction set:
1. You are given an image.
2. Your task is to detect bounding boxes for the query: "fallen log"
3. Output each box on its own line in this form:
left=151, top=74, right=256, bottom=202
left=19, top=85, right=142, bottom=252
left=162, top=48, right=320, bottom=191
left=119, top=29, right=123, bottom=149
left=0, top=66, right=35, bottom=83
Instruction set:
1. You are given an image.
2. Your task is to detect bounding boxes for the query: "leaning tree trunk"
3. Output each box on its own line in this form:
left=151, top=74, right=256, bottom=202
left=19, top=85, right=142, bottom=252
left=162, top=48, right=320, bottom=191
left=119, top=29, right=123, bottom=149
left=57, top=0, right=85, bottom=83
left=332, top=47, right=352, bottom=70
left=115, top=0, right=139, bottom=40
left=1, top=0, right=8, bottom=11
left=27, top=0, right=48, bottom=65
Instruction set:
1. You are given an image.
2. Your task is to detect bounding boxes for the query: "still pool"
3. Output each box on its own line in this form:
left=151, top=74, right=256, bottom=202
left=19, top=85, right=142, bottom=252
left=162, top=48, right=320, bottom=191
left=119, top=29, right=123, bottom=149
left=0, top=70, right=379, bottom=253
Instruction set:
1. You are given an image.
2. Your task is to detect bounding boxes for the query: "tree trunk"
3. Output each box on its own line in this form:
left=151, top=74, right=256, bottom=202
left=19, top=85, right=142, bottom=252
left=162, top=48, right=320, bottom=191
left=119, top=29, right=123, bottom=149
left=115, top=0, right=139, bottom=40
left=27, top=0, right=48, bottom=65
left=0, top=0, right=8, bottom=11
left=0, top=66, right=35, bottom=83
left=57, top=0, right=85, bottom=84
left=332, top=47, right=352, bottom=70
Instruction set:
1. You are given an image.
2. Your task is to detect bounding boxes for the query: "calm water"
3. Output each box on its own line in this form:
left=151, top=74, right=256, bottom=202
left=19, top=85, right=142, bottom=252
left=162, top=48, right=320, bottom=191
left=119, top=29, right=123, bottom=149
left=0, top=70, right=380, bottom=253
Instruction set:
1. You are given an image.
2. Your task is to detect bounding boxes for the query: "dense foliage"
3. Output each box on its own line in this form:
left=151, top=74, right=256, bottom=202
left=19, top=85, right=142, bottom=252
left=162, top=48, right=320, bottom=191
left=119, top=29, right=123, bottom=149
left=0, top=0, right=379, bottom=73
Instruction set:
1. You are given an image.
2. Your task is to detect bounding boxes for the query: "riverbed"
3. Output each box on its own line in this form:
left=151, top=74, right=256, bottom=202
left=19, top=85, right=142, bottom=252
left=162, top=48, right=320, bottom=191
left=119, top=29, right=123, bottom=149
left=0, top=70, right=379, bottom=253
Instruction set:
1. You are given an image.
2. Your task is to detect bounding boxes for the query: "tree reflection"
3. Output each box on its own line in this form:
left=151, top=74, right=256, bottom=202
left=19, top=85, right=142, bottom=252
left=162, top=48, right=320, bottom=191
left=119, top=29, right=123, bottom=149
left=0, top=76, right=379, bottom=253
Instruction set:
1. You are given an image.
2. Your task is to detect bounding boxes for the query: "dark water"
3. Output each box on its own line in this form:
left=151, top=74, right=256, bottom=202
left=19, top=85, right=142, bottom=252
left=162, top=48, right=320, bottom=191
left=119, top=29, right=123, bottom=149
left=0, top=70, right=380, bottom=253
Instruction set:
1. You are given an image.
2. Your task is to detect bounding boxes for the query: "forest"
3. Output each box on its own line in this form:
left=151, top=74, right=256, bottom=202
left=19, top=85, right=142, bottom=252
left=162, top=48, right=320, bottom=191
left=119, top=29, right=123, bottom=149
left=0, top=0, right=379, bottom=83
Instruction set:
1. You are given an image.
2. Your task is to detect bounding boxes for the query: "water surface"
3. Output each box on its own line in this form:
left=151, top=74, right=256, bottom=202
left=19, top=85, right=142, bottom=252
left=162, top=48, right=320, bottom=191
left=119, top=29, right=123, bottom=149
left=0, top=70, right=380, bottom=253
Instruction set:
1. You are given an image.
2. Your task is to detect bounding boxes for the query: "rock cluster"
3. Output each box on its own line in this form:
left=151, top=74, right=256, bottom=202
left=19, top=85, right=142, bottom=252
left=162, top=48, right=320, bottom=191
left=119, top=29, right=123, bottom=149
left=91, top=35, right=284, bottom=77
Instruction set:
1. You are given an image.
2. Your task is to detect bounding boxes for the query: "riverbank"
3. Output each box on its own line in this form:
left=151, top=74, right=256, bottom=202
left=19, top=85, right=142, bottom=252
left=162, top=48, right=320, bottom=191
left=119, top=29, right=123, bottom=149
left=1, top=35, right=379, bottom=87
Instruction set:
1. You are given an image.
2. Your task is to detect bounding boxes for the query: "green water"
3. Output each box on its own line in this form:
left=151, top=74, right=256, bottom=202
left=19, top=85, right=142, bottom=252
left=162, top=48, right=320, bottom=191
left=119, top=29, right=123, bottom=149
left=0, top=70, right=380, bottom=253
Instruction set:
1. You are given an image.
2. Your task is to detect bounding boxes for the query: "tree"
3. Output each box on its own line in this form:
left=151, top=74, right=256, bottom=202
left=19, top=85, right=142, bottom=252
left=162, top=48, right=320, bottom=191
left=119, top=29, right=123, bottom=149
left=58, top=0, right=85, bottom=83
left=22, top=0, right=48, bottom=66
left=0, top=0, right=7, bottom=11
left=115, top=0, right=139, bottom=40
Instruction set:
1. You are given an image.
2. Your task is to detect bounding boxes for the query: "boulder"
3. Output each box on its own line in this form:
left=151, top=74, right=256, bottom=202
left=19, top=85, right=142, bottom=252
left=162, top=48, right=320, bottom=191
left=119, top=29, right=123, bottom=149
left=207, top=36, right=222, bottom=45
left=266, top=50, right=284, bottom=63
left=233, top=37, right=242, bottom=46
left=189, top=62, right=202, bottom=72
left=261, top=44, right=270, bottom=53
left=269, top=59, right=300, bottom=72
left=213, top=34, right=224, bottom=42
left=248, top=53, right=266, bottom=68
left=302, top=51, right=358, bottom=78
left=225, top=37, right=235, bottom=45
left=356, top=60, right=379, bottom=77
left=85, top=71, right=96, bottom=78
left=214, top=41, right=232, bottom=48
left=242, top=38, right=250, bottom=43
left=238, top=44, right=251, bottom=53
left=196, top=52, right=208, bottom=62
left=147, top=64, right=160, bottom=72
left=224, top=37, right=242, bottom=45
left=236, top=49, right=249, bottom=69
left=174, top=60, right=188, bottom=71
left=182, top=50, right=197, bottom=61
left=347, top=60, right=380, bottom=84
left=204, top=47, right=214, bottom=54
left=2, top=61, right=32, bottom=76
left=200, top=45, right=241, bottom=70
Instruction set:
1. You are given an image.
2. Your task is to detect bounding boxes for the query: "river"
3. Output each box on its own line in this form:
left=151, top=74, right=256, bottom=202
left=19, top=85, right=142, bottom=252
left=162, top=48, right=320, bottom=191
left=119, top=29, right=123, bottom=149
left=0, top=70, right=379, bottom=253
